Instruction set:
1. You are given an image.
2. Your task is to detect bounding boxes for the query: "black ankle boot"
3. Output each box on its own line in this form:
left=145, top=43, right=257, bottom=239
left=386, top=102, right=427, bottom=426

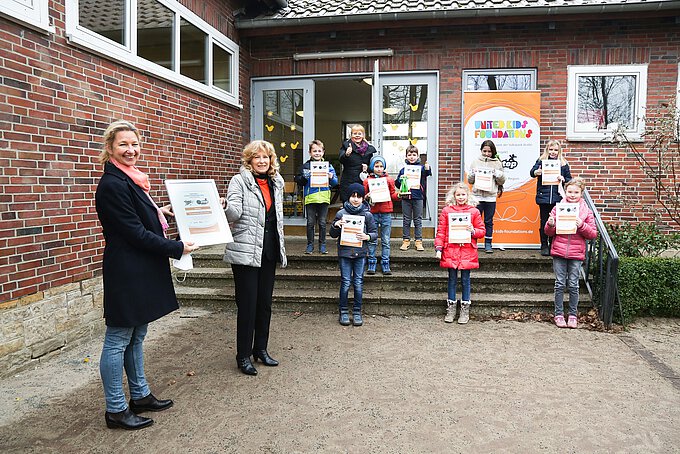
left=252, top=350, right=279, bottom=366
left=129, top=393, right=173, bottom=413
left=236, top=357, right=258, bottom=375
left=105, top=408, right=153, bottom=430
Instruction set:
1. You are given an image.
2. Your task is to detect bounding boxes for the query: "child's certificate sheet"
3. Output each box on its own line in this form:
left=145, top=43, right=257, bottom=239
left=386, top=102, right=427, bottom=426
left=541, top=159, right=560, bottom=185
left=448, top=212, right=471, bottom=244
left=404, top=165, right=422, bottom=190
left=310, top=161, right=329, bottom=188
left=555, top=203, right=579, bottom=235
left=340, top=214, right=364, bottom=248
left=473, top=167, right=494, bottom=192
left=367, top=177, right=390, bottom=203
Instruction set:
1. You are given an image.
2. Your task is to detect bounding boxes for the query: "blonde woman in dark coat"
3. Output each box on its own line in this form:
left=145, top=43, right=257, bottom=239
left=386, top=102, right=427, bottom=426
left=95, top=120, right=197, bottom=430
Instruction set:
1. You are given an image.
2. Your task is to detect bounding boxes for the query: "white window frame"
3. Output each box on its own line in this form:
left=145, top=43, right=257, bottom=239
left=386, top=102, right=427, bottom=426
left=567, top=64, right=647, bottom=142
left=462, top=68, right=537, bottom=91
left=64, top=0, right=240, bottom=107
left=0, top=0, right=54, bottom=33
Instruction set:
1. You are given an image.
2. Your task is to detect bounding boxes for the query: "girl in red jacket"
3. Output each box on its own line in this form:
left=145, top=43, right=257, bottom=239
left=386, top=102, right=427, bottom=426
left=435, top=182, right=486, bottom=324
left=544, top=177, right=597, bottom=329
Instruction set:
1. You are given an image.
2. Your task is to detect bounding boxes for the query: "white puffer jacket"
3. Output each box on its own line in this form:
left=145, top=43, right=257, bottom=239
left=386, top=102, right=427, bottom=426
left=223, top=167, right=287, bottom=268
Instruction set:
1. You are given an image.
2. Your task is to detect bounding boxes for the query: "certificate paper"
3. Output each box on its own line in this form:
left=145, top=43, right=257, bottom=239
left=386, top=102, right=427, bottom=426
left=165, top=179, right=233, bottom=246
left=340, top=214, right=364, bottom=248
left=448, top=212, right=471, bottom=244
left=367, top=177, right=390, bottom=203
left=542, top=159, right=560, bottom=185
left=310, top=161, right=329, bottom=188
left=404, top=165, right=422, bottom=190
left=555, top=203, right=579, bottom=235
left=473, top=167, right=494, bottom=192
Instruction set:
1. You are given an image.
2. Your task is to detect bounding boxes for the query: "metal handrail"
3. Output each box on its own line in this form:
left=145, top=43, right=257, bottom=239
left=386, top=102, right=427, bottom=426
left=582, top=189, right=620, bottom=329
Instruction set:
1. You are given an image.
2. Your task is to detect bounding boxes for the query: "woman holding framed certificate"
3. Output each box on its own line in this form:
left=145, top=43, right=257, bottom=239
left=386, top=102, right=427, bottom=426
left=223, top=140, right=287, bottom=376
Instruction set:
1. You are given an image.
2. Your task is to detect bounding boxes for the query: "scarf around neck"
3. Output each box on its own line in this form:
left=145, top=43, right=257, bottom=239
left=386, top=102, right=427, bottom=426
left=352, top=140, right=369, bottom=156
left=343, top=200, right=366, bottom=215
left=110, top=159, right=169, bottom=234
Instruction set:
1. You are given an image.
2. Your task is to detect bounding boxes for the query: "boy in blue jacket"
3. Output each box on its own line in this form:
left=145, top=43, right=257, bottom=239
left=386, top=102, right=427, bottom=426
left=329, top=183, right=378, bottom=327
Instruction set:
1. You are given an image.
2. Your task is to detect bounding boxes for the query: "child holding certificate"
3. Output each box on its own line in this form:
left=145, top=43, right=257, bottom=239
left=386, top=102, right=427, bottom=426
left=395, top=145, right=432, bottom=252
left=544, top=177, right=597, bottom=329
left=530, top=139, right=572, bottom=256
left=329, top=183, right=378, bottom=327
left=434, top=183, right=485, bottom=324
left=467, top=140, right=505, bottom=253
left=294, top=140, right=338, bottom=254
left=363, top=155, right=399, bottom=275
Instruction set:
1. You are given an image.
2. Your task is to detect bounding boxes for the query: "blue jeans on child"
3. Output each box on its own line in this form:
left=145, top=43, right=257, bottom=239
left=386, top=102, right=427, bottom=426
left=100, top=324, right=150, bottom=413
left=402, top=199, right=424, bottom=240
left=339, top=256, right=366, bottom=312
left=305, top=203, right=329, bottom=247
left=553, top=256, right=581, bottom=316
left=368, top=213, right=392, bottom=261
left=447, top=269, right=471, bottom=301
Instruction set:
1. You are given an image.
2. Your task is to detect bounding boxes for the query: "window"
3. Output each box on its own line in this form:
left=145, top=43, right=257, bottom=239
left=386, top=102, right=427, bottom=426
left=567, top=65, right=647, bottom=141
left=65, top=0, right=239, bottom=106
left=0, top=0, right=53, bottom=33
left=463, top=69, right=537, bottom=91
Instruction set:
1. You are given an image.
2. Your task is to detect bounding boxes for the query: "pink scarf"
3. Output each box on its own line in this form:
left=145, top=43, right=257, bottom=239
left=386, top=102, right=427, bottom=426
left=110, top=159, right=169, bottom=234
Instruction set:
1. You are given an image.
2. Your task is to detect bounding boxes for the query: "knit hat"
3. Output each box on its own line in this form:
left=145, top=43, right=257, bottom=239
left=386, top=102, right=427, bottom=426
left=369, top=155, right=387, bottom=173
left=347, top=182, right=365, bottom=198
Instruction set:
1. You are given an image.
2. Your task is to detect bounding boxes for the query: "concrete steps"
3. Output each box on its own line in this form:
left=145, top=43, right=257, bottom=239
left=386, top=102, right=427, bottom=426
left=173, top=237, right=590, bottom=316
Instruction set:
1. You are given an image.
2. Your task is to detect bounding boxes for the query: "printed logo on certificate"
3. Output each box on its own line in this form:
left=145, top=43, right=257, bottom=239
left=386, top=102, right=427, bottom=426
left=542, top=159, right=560, bottom=186
left=473, top=167, right=494, bottom=192
left=367, top=177, right=390, bottom=203
left=404, top=165, right=422, bottom=190
left=340, top=214, right=364, bottom=248
left=310, top=161, right=329, bottom=188
left=448, top=212, right=471, bottom=244
left=555, top=202, right=579, bottom=235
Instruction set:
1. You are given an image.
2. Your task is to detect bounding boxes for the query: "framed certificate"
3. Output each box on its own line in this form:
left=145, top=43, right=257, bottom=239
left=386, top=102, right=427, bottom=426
left=555, top=202, right=579, bottom=235
left=367, top=177, right=390, bottom=203
left=165, top=179, right=233, bottom=246
left=473, top=167, right=494, bottom=192
left=310, top=161, right=329, bottom=188
left=404, top=165, right=422, bottom=190
left=448, top=212, right=471, bottom=244
left=541, top=159, right=560, bottom=185
left=340, top=214, right=364, bottom=247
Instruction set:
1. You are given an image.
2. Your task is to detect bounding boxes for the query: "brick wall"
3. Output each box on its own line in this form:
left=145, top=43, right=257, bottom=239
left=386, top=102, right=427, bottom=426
left=0, top=0, right=248, bottom=304
left=244, top=16, right=680, bottom=229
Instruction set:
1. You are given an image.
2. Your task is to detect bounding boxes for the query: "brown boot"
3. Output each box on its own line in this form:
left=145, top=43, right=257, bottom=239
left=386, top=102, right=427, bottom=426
left=399, top=239, right=410, bottom=251
left=415, top=240, right=425, bottom=251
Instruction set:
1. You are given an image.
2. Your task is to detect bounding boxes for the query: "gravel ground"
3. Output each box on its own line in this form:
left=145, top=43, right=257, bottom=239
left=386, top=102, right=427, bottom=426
left=1, top=308, right=679, bottom=453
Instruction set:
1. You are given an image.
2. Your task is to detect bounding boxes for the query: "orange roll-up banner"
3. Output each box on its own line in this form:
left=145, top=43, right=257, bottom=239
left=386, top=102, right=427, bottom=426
left=462, top=91, right=541, bottom=248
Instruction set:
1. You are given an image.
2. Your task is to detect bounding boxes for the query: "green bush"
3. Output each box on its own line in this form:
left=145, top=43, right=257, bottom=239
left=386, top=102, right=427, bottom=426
left=618, top=257, right=680, bottom=320
left=607, top=222, right=680, bottom=257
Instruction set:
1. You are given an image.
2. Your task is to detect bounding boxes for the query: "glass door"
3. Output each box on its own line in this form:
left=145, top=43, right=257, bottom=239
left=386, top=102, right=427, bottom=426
left=375, top=73, right=439, bottom=225
left=252, top=79, right=314, bottom=221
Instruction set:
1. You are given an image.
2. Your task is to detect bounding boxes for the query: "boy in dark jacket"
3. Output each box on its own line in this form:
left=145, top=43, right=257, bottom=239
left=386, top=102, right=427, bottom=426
left=329, top=183, right=378, bottom=327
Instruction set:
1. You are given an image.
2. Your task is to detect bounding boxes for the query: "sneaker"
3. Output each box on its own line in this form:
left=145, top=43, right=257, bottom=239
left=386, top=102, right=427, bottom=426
left=399, top=239, right=410, bottom=251
left=366, top=269, right=376, bottom=275
left=339, top=311, right=350, bottom=326
left=352, top=312, right=363, bottom=326
left=554, top=315, right=567, bottom=328
left=305, top=244, right=313, bottom=254
left=415, top=240, right=425, bottom=251
left=319, top=244, right=328, bottom=254
left=567, top=315, right=578, bottom=329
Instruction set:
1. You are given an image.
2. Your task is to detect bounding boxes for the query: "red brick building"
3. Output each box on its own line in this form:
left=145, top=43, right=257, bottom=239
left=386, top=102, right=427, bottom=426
left=1, top=0, right=679, bottom=370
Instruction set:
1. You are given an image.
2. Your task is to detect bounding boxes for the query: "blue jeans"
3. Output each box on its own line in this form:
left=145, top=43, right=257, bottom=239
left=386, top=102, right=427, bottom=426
left=100, top=325, right=151, bottom=412
left=368, top=213, right=392, bottom=261
left=402, top=199, right=424, bottom=240
left=447, top=269, right=471, bottom=301
left=476, top=201, right=496, bottom=240
left=305, top=203, right=329, bottom=246
left=339, top=256, right=365, bottom=312
left=553, top=256, right=581, bottom=316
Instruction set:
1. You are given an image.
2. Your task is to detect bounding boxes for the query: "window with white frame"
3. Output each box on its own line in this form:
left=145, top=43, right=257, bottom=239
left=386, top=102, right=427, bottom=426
left=0, top=0, right=53, bottom=33
left=65, top=0, right=239, bottom=106
left=463, top=69, right=537, bottom=91
left=567, top=65, right=647, bottom=141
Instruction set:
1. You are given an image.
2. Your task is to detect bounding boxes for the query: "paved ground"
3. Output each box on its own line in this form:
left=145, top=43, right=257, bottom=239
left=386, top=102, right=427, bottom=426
left=1, top=308, right=679, bottom=453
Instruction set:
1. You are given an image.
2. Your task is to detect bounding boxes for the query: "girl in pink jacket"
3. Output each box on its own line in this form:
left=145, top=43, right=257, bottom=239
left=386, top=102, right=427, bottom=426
left=435, top=183, right=486, bottom=324
left=544, top=177, right=597, bottom=329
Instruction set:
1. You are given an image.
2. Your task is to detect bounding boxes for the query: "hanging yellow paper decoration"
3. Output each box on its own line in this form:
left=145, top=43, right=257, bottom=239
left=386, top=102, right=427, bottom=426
left=267, top=111, right=273, bottom=117
left=290, top=142, right=299, bottom=150
left=280, top=155, right=289, bottom=162
left=409, top=138, right=418, bottom=145
left=290, top=125, right=296, bottom=131
left=280, top=142, right=287, bottom=148
left=265, top=124, right=274, bottom=132
left=409, top=103, right=418, bottom=111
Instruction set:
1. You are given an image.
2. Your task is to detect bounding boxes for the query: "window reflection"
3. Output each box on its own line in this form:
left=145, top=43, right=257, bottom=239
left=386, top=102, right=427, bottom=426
left=180, top=18, right=206, bottom=83
left=213, top=44, right=231, bottom=92
left=466, top=74, right=532, bottom=91
left=577, top=75, right=636, bottom=130
left=79, top=0, right=125, bottom=45
left=137, top=0, right=174, bottom=70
